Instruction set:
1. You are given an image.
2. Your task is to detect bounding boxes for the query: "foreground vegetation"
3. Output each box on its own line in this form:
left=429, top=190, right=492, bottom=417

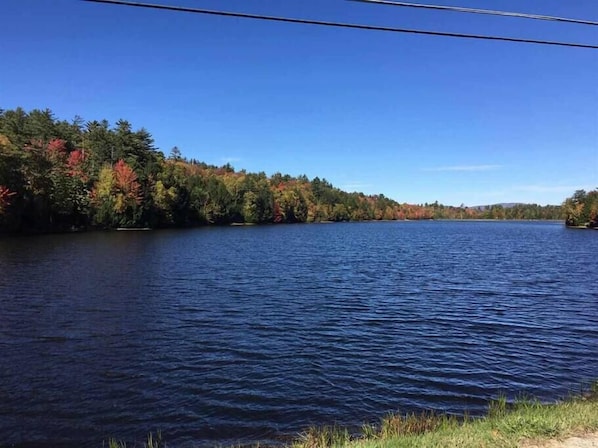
left=295, top=393, right=598, bottom=448
left=0, top=107, right=564, bottom=233
left=105, top=383, right=598, bottom=448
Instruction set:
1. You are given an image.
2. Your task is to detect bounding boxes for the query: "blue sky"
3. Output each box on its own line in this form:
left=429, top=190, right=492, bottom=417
left=1, top=0, right=596, bottom=206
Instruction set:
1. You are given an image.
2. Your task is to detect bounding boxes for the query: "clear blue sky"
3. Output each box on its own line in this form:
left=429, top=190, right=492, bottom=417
left=1, top=0, right=596, bottom=206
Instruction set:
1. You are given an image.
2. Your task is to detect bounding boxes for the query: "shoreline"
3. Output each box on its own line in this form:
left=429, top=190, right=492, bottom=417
left=292, top=386, right=598, bottom=448
left=0, top=218, right=571, bottom=237
left=101, top=383, right=598, bottom=448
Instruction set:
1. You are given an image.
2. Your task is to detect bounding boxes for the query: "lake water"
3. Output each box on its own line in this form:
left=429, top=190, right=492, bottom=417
left=0, top=221, right=596, bottom=447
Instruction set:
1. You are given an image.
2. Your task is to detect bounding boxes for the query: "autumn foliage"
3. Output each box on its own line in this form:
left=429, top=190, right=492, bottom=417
left=563, top=189, right=598, bottom=228
left=46, top=138, right=68, bottom=159
left=67, top=149, right=87, bottom=180
left=0, top=107, right=565, bottom=233
left=0, top=185, right=15, bottom=215
left=113, top=159, right=142, bottom=209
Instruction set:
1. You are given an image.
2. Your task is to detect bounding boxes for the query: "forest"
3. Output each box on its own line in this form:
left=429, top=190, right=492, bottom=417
left=0, top=107, right=565, bottom=233
left=562, top=189, right=598, bottom=228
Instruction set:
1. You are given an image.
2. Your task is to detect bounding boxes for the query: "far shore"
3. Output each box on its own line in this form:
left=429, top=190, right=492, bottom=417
left=0, top=218, right=575, bottom=238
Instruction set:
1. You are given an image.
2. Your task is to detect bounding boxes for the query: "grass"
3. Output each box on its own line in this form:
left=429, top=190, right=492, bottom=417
left=102, top=382, right=598, bottom=448
left=105, top=431, right=164, bottom=448
left=292, top=381, right=598, bottom=448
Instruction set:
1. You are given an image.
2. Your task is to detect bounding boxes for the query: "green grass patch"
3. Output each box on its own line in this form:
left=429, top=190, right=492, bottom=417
left=104, top=431, right=164, bottom=448
left=102, top=382, right=598, bottom=448
left=292, top=382, right=598, bottom=448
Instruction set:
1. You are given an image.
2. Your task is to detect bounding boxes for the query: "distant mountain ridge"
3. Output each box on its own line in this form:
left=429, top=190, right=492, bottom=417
left=471, top=202, right=557, bottom=210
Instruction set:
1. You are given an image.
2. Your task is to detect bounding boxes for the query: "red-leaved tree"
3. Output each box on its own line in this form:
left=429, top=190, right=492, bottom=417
left=0, top=185, right=15, bottom=215
left=113, top=159, right=142, bottom=206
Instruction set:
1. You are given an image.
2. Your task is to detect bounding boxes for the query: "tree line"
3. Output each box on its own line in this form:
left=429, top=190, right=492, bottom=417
left=562, top=189, right=598, bottom=228
left=0, top=107, right=564, bottom=233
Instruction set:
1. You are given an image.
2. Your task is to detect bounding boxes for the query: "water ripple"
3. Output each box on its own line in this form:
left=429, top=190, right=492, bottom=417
left=0, top=222, right=596, bottom=447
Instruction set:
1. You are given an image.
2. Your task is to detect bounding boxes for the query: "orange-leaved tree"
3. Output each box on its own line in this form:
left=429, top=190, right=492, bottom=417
left=113, top=159, right=143, bottom=226
left=91, top=159, right=143, bottom=227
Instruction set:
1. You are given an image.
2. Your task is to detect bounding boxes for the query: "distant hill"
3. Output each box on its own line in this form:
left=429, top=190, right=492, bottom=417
left=472, top=203, right=521, bottom=211
left=471, top=202, right=555, bottom=211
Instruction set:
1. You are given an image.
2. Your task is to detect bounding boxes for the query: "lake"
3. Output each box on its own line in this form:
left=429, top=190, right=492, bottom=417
left=0, top=221, right=596, bottom=447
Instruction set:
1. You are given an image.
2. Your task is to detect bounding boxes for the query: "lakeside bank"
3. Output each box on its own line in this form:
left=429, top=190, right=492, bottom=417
left=106, top=383, right=598, bottom=448
left=294, top=384, right=598, bottom=448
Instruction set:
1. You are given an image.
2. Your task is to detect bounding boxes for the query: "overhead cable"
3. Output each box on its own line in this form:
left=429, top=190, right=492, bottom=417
left=82, top=0, right=598, bottom=50
left=349, top=0, right=598, bottom=27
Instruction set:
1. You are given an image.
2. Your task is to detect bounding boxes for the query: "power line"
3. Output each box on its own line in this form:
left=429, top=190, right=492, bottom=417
left=82, top=0, right=598, bottom=50
left=349, top=0, right=598, bottom=27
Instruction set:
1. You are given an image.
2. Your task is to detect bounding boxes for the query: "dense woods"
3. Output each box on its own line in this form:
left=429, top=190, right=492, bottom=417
left=0, top=107, right=564, bottom=233
left=563, top=189, right=598, bottom=228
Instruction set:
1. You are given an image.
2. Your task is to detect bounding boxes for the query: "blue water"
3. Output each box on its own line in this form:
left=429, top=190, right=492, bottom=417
left=0, top=221, right=596, bottom=447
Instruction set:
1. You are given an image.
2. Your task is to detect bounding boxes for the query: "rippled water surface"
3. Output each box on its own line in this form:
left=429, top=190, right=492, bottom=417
left=1, top=221, right=596, bottom=447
